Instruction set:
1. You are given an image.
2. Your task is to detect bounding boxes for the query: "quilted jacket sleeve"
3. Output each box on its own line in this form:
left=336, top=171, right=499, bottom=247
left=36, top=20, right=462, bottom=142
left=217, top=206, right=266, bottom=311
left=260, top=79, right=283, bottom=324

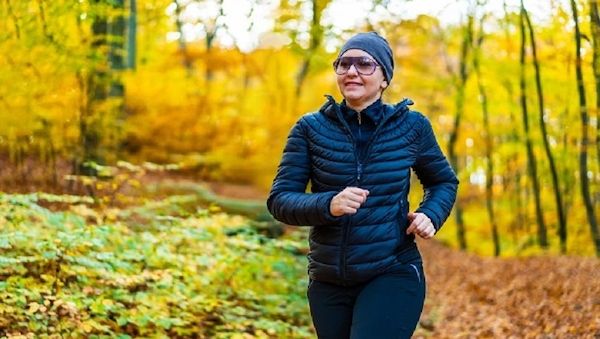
left=412, top=115, right=459, bottom=232
left=266, top=117, right=344, bottom=226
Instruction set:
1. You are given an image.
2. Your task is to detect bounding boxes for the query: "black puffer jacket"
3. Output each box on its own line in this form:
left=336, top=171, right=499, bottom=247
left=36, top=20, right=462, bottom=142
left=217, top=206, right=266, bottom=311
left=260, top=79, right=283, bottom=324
left=267, top=95, right=459, bottom=286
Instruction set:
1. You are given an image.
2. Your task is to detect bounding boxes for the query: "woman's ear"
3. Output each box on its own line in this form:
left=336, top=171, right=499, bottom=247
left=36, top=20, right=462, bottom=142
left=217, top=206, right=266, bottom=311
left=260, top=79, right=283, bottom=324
left=381, top=80, right=388, bottom=89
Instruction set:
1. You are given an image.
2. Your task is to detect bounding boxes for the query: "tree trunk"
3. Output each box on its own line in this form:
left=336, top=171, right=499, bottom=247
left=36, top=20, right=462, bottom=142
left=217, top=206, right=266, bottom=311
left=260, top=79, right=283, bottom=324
left=173, top=0, right=193, bottom=75
left=81, top=0, right=109, bottom=174
left=519, top=1, right=548, bottom=248
left=127, top=0, right=136, bottom=70
left=295, top=0, right=328, bottom=97
left=110, top=0, right=127, bottom=161
left=447, top=14, right=473, bottom=251
left=204, top=0, right=225, bottom=84
left=79, top=0, right=127, bottom=174
left=501, top=2, right=526, bottom=251
left=156, top=181, right=284, bottom=237
left=571, top=0, right=600, bottom=257
left=523, top=3, right=566, bottom=253
left=473, top=17, right=500, bottom=256
left=590, top=0, right=600, bottom=190
left=37, top=0, right=54, bottom=43
left=109, top=0, right=126, bottom=98
left=6, top=0, right=21, bottom=39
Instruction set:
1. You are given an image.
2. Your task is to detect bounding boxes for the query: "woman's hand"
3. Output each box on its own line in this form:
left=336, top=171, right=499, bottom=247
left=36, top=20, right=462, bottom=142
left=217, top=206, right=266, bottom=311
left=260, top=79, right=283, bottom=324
left=330, top=187, right=369, bottom=216
left=406, top=212, right=435, bottom=239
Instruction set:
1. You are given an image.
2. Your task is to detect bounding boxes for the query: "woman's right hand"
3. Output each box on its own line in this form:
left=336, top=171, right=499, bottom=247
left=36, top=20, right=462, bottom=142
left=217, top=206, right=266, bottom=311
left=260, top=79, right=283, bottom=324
left=330, top=187, right=369, bottom=216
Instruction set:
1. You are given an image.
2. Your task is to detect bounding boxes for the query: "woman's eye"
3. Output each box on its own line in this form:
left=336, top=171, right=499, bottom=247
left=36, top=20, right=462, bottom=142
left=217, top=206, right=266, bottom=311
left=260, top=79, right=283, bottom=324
left=339, top=60, right=352, bottom=68
left=358, top=59, right=373, bottom=67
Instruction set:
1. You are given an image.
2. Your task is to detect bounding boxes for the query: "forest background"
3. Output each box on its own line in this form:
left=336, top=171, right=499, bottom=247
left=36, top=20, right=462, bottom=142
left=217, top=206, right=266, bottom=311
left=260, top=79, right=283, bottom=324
left=0, top=0, right=599, bottom=337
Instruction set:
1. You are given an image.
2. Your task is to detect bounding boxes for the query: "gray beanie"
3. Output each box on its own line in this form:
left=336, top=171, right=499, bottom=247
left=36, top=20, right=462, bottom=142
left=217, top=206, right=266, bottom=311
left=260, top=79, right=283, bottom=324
left=337, top=31, right=394, bottom=83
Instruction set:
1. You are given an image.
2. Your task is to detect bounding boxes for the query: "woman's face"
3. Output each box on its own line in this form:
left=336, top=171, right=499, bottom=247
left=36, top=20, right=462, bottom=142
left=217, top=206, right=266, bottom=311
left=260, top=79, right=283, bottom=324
left=336, top=49, right=388, bottom=107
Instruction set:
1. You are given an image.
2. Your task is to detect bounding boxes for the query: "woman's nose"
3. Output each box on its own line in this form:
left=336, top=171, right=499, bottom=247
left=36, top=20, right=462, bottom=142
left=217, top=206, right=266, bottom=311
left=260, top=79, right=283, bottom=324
left=347, top=64, right=359, bottom=76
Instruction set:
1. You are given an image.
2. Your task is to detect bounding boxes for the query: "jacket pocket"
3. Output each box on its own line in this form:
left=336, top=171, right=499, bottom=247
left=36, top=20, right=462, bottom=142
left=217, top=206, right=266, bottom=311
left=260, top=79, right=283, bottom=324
left=409, top=263, right=421, bottom=283
left=306, top=278, right=314, bottom=297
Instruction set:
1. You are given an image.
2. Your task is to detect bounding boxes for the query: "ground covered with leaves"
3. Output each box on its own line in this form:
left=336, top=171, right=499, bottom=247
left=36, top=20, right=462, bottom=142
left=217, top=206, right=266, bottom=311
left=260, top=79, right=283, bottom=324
left=0, top=191, right=598, bottom=338
left=417, top=239, right=600, bottom=338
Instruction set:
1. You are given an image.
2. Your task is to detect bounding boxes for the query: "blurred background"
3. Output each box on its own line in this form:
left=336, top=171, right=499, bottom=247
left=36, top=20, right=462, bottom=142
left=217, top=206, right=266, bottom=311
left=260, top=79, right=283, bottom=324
left=0, top=0, right=599, bottom=337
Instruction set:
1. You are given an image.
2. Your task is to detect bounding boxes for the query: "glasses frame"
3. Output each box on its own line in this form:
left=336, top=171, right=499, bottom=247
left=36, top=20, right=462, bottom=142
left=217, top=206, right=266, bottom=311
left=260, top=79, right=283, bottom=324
left=333, top=56, right=381, bottom=76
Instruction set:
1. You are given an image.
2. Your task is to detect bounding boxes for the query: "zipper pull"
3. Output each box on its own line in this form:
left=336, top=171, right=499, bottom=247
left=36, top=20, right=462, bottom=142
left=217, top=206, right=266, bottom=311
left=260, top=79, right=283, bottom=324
left=358, top=111, right=362, bottom=125
left=357, top=163, right=363, bottom=182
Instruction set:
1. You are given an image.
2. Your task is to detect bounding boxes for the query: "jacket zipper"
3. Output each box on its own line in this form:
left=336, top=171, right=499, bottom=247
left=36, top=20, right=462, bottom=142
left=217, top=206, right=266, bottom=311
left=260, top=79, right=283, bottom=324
left=330, top=106, right=358, bottom=282
left=328, top=98, right=410, bottom=282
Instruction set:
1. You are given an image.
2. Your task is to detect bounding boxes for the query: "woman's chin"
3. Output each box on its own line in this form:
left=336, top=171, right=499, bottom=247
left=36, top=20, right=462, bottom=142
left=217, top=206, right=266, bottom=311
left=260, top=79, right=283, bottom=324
left=342, top=92, right=365, bottom=102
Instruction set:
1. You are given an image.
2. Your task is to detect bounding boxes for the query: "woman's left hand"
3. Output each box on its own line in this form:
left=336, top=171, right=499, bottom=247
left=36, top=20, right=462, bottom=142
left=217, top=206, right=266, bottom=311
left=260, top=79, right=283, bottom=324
left=406, top=212, right=435, bottom=239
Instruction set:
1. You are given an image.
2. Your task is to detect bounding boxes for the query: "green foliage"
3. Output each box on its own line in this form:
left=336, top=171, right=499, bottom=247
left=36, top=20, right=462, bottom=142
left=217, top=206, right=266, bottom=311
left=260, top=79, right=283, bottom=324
left=0, top=193, right=313, bottom=337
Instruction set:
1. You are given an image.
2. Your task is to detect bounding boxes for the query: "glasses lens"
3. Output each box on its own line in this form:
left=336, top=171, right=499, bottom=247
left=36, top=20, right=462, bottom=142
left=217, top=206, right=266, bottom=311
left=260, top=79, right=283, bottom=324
left=356, top=57, right=377, bottom=74
left=334, top=57, right=378, bottom=75
left=335, top=58, right=352, bottom=74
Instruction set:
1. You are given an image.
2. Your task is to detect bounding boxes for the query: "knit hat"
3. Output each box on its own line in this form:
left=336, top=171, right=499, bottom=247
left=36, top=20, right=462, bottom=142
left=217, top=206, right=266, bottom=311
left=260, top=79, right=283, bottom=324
left=337, top=31, right=394, bottom=83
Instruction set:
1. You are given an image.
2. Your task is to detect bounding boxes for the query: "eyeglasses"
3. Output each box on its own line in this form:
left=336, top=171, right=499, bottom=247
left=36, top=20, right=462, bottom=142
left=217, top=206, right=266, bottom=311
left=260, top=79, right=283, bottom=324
left=333, top=56, right=380, bottom=75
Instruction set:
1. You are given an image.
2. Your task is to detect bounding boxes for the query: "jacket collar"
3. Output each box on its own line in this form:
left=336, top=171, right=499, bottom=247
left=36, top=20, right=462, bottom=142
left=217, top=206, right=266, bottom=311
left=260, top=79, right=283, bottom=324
left=319, top=95, right=414, bottom=122
left=341, top=98, right=384, bottom=125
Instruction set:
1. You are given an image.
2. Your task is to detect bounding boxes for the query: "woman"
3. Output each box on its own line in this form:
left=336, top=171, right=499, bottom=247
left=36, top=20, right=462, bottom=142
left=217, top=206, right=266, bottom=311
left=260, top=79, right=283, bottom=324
left=266, top=32, right=459, bottom=339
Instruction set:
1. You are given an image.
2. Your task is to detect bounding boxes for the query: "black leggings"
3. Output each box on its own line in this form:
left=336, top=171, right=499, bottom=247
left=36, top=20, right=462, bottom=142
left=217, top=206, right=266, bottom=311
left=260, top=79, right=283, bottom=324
left=307, top=261, right=426, bottom=339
